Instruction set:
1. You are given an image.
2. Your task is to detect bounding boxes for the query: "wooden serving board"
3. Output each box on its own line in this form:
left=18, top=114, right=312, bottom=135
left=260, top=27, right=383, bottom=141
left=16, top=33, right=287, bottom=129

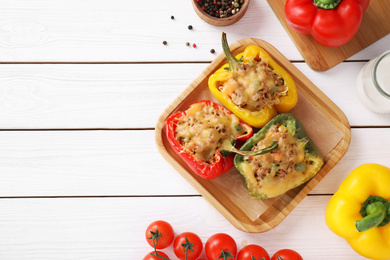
left=267, top=0, right=390, bottom=71
left=155, top=38, right=351, bottom=233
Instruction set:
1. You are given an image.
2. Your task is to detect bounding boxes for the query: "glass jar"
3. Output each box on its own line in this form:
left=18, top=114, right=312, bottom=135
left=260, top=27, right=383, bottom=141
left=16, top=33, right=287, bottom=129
left=356, top=50, right=390, bottom=113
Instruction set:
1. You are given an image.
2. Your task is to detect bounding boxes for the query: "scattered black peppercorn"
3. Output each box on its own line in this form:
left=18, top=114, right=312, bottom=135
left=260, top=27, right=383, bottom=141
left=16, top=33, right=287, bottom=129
left=186, top=42, right=190, bottom=46
left=188, top=25, right=193, bottom=30
left=210, top=49, right=215, bottom=54
left=171, top=15, right=174, bottom=20
left=163, top=41, right=167, bottom=45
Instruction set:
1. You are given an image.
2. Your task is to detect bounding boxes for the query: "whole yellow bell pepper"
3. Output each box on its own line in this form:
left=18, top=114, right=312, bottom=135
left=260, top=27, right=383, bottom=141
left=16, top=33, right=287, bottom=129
left=208, top=33, right=298, bottom=128
left=325, top=163, right=390, bottom=260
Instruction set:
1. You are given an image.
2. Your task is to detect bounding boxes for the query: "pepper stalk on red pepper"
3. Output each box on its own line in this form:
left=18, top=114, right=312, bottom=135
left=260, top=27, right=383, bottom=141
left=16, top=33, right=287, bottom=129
left=285, top=0, right=370, bottom=47
left=165, top=100, right=279, bottom=180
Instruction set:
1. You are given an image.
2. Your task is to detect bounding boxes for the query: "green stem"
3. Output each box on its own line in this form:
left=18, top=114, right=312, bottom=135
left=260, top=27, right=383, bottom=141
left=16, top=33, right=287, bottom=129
left=148, top=229, right=171, bottom=259
left=221, top=32, right=242, bottom=71
left=148, top=229, right=161, bottom=255
left=153, top=239, right=157, bottom=255
left=218, top=250, right=234, bottom=260
left=181, top=236, right=194, bottom=260
left=150, top=252, right=171, bottom=260
left=251, top=256, right=266, bottom=260
left=225, top=141, right=278, bottom=157
left=356, top=195, right=390, bottom=232
left=313, top=0, right=342, bottom=9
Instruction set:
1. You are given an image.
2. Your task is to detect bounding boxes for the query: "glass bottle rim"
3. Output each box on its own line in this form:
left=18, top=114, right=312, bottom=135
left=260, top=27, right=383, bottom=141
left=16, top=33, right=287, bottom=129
left=372, top=51, right=390, bottom=99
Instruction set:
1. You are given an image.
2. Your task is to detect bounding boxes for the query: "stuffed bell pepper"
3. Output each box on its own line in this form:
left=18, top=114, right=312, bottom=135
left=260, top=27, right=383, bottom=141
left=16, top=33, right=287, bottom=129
left=165, top=100, right=254, bottom=180
left=325, top=163, right=390, bottom=260
left=234, top=113, right=324, bottom=199
left=208, top=33, right=298, bottom=128
left=285, top=0, right=370, bottom=47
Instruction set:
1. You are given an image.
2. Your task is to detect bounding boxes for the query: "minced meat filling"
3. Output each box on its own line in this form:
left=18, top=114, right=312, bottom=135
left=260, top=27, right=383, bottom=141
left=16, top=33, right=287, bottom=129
left=218, top=56, right=288, bottom=111
left=175, top=103, right=246, bottom=163
left=247, top=123, right=306, bottom=185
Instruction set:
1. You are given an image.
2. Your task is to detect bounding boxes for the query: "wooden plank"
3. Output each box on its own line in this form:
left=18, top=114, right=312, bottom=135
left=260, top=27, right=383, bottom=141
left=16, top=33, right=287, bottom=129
left=267, top=0, right=390, bottom=71
left=0, top=0, right=389, bottom=62
left=0, top=130, right=198, bottom=197
left=0, top=63, right=389, bottom=130
left=0, top=64, right=204, bottom=129
left=0, top=196, right=367, bottom=259
left=0, top=0, right=297, bottom=62
left=0, top=128, right=389, bottom=197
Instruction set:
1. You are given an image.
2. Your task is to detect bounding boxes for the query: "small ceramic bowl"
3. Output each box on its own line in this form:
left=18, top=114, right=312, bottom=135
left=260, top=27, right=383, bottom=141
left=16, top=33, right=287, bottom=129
left=192, top=0, right=250, bottom=26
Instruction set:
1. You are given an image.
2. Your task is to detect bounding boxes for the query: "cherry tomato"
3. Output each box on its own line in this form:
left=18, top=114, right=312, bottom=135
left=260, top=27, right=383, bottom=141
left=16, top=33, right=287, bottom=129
left=271, top=249, right=303, bottom=260
left=145, top=220, right=174, bottom=249
left=143, top=251, right=170, bottom=260
left=237, top=244, right=270, bottom=260
left=205, top=233, right=237, bottom=260
left=173, top=232, right=203, bottom=260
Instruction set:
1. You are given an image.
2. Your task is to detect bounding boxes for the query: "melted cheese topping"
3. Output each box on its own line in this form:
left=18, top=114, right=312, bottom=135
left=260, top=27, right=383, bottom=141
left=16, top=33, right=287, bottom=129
left=175, top=103, right=246, bottom=163
left=243, top=124, right=308, bottom=197
left=218, top=58, right=288, bottom=111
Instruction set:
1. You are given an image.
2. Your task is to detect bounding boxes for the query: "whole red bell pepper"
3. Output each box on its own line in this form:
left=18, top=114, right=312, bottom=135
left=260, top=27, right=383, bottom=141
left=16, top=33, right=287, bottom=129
left=165, top=100, right=253, bottom=180
left=285, top=0, right=370, bottom=47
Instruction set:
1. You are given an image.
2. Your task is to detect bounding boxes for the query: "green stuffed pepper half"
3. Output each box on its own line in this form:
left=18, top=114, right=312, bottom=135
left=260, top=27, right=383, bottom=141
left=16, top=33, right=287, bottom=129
left=234, top=113, right=324, bottom=199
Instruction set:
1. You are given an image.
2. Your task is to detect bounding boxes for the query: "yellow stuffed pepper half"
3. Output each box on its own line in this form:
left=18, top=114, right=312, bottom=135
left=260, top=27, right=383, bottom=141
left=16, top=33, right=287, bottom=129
left=208, top=33, right=298, bottom=128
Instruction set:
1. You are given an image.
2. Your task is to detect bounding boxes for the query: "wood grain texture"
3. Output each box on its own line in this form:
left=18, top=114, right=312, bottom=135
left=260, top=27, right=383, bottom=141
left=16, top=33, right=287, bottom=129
left=267, top=0, right=390, bottom=71
left=1, top=63, right=389, bottom=130
left=0, top=0, right=389, bottom=258
left=0, top=0, right=389, bottom=62
left=0, top=128, right=388, bottom=197
left=155, top=38, right=350, bottom=232
left=0, top=196, right=368, bottom=260
left=0, top=64, right=204, bottom=129
left=0, top=0, right=298, bottom=62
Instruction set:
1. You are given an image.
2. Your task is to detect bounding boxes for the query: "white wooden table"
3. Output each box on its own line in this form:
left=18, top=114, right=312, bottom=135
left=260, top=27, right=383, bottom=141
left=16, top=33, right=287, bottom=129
left=1, top=1, right=390, bottom=259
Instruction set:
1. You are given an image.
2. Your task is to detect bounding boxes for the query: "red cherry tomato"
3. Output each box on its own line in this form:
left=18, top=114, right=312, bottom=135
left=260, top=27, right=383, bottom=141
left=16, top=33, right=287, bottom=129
left=173, top=232, right=203, bottom=260
left=271, top=249, right=303, bottom=260
left=237, top=244, right=270, bottom=260
left=205, top=233, right=237, bottom=260
left=143, top=251, right=170, bottom=260
left=145, top=220, right=174, bottom=249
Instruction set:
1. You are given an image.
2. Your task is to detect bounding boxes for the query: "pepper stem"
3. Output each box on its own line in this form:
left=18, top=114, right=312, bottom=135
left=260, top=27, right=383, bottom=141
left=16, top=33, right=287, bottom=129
left=313, top=0, right=342, bottom=9
left=226, top=141, right=278, bottom=157
left=355, top=195, right=390, bottom=232
left=222, top=32, right=242, bottom=71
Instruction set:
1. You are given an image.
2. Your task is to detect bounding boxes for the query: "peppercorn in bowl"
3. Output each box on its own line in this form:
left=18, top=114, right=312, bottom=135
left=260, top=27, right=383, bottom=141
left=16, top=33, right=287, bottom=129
left=192, top=0, right=250, bottom=26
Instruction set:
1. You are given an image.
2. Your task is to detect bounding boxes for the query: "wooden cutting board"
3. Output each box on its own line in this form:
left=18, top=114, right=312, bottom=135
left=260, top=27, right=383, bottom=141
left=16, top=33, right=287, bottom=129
left=267, top=0, right=390, bottom=71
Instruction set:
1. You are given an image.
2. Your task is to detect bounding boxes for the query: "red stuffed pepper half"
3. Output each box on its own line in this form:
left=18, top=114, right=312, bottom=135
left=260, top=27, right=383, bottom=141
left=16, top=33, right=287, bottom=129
left=166, top=100, right=253, bottom=180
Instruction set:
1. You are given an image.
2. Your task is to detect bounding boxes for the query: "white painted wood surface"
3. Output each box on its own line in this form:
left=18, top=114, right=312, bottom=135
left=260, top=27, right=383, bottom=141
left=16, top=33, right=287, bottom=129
left=1, top=63, right=389, bottom=129
left=1, top=0, right=390, bottom=259
left=0, top=128, right=389, bottom=197
left=1, top=0, right=389, bottom=62
left=0, top=196, right=367, bottom=260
